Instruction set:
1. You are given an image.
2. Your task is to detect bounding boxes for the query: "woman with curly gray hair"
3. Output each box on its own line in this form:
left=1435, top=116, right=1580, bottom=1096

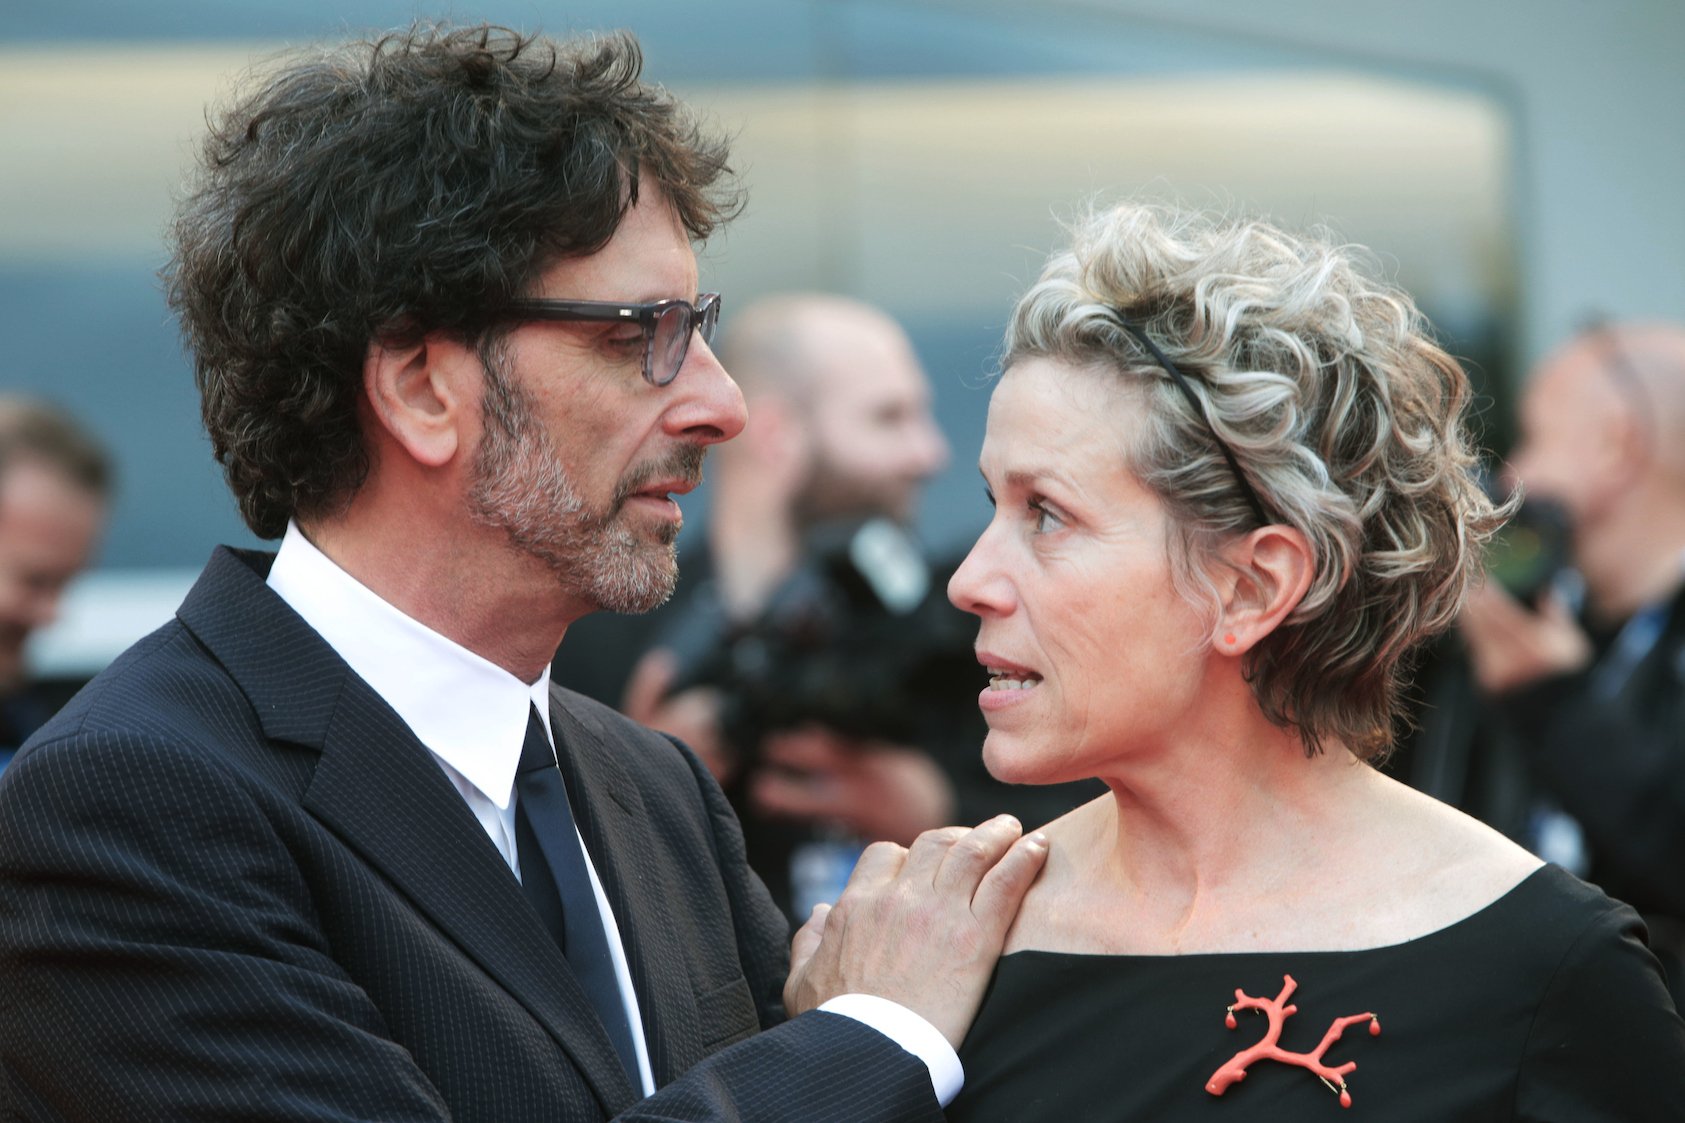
left=943, top=204, right=1685, bottom=1120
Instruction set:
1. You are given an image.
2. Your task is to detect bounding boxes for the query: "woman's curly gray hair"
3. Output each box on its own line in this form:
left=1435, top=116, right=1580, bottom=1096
left=1005, top=203, right=1506, bottom=760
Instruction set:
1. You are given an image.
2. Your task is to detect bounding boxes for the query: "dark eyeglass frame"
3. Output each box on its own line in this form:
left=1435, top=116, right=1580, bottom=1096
left=1117, top=317, right=1271, bottom=527
left=498, top=293, right=722, bottom=387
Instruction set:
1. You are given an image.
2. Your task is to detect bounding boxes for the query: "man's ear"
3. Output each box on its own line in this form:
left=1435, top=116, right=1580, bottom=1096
left=362, top=334, right=476, bottom=468
left=1214, top=524, right=1315, bottom=654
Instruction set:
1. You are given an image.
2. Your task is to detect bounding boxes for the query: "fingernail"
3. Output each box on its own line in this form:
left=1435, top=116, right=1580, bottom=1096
left=993, top=814, right=1021, bottom=830
left=1026, top=831, right=1048, bottom=849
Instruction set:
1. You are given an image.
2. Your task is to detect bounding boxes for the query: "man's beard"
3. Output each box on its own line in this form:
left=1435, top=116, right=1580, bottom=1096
left=467, top=356, right=700, bottom=615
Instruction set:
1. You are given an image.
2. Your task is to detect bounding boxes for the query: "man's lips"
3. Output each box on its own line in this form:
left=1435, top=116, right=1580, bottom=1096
left=621, top=477, right=700, bottom=512
left=633, top=478, right=698, bottom=499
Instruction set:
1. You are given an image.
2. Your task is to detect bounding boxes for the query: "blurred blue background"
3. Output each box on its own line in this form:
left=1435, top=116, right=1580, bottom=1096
left=5, top=0, right=1681, bottom=671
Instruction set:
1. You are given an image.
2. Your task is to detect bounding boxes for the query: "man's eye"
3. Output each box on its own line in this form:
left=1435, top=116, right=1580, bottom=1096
left=602, top=327, right=645, bottom=354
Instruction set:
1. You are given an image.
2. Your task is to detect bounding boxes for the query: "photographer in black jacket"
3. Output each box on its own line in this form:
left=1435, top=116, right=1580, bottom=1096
left=1457, top=320, right=1685, bottom=1005
left=554, top=294, right=1097, bottom=917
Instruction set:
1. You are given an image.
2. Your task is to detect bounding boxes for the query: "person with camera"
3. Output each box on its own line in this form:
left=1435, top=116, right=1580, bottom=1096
left=1458, top=320, right=1685, bottom=1007
left=554, top=293, right=1096, bottom=918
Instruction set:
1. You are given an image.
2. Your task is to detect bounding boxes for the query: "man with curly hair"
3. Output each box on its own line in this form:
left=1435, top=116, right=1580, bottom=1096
left=0, top=25, right=1045, bottom=1121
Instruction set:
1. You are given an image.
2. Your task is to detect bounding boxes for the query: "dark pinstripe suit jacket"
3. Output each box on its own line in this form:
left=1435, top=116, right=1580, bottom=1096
left=0, top=548, right=943, bottom=1121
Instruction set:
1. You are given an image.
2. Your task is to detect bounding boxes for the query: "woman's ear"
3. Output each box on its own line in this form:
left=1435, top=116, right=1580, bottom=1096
left=362, top=333, right=474, bottom=468
left=1215, top=524, right=1314, bottom=654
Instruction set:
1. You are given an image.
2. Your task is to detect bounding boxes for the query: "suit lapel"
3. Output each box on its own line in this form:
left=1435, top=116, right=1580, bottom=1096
left=178, top=548, right=639, bottom=1114
left=549, top=689, right=703, bottom=1085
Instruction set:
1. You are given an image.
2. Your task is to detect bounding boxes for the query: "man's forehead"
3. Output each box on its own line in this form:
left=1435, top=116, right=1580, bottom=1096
left=1528, top=345, right=1616, bottom=416
left=536, top=186, right=699, bottom=301
left=0, top=460, right=105, bottom=531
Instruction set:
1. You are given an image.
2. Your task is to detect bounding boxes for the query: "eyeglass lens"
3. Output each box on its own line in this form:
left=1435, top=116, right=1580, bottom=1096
left=651, top=297, right=720, bottom=385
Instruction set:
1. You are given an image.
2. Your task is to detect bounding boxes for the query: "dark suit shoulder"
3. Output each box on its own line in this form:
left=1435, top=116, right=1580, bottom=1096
left=28, top=621, right=185, bottom=739
left=550, top=682, right=668, bottom=745
left=10, top=617, right=310, bottom=806
left=548, top=682, right=705, bottom=784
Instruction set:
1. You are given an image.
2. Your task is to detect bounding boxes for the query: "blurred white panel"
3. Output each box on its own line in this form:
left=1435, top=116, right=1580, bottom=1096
left=3, top=45, right=1507, bottom=313
left=26, top=568, right=197, bottom=677
left=699, top=72, right=1510, bottom=317
left=0, top=43, right=272, bottom=261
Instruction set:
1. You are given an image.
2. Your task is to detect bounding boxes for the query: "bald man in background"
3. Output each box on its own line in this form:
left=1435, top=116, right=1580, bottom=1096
left=554, top=294, right=1096, bottom=917
left=1460, top=321, right=1685, bottom=1005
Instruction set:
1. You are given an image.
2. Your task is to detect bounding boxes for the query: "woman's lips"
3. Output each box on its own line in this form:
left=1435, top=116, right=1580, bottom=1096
left=976, top=651, right=1043, bottom=710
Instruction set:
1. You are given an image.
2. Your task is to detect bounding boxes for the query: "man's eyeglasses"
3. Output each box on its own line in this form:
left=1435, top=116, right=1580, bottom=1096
left=499, top=293, right=722, bottom=387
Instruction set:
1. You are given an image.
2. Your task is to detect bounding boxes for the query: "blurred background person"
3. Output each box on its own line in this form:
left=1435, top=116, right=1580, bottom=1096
left=943, top=202, right=1684, bottom=1120
left=0, top=397, right=110, bottom=772
left=1456, top=320, right=1685, bottom=1007
left=553, top=293, right=1098, bottom=918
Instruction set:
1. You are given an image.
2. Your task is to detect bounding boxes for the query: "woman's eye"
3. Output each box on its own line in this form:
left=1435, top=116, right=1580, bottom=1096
left=1028, top=498, right=1064, bottom=533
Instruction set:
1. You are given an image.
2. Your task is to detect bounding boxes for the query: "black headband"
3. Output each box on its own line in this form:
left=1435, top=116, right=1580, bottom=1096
left=1117, top=317, right=1270, bottom=526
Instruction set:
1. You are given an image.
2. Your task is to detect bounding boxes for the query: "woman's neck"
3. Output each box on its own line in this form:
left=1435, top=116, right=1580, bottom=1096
left=1006, top=713, right=1538, bottom=956
left=1006, top=702, right=1390, bottom=956
left=1102, top=726, right=1368, bottom=909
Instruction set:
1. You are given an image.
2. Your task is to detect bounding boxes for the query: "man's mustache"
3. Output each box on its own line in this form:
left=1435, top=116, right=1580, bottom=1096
left=613, top=445, right=708, bottom=510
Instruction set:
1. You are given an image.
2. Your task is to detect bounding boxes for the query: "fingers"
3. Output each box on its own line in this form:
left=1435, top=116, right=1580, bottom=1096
left=1538, top=587, right=1580, bottom=626
left=788, top=903, right=831, bottom=976
left=752, top=744, right=956, bottom=844
left=780, top=817, right=1052, bottom=1046
left=843, top=838, right=910, bottom=892
left=783, top=903, right=831, bottom=1015
left=760, top=726, right=850, bottom=772
left=898, top=825, right=971, bottom=884
left=752, top=728, right=851, bottom=821
left=970, top=830, right=1050, bottom=936
left=750, top=770, right=842, bottom=822
left=620, top=649, right=677, bottom=725
left=1459, top=581, right=1526, bottom=643
left=932, top=814, right=1023, bottom=896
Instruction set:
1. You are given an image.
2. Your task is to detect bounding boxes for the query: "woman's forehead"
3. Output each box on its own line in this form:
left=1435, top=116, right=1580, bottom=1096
left=983, top=359, right=1142, bottom=466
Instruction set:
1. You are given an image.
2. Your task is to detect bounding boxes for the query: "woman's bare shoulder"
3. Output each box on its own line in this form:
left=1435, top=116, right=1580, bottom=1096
left=1002, top=775, right=1545, bottom=955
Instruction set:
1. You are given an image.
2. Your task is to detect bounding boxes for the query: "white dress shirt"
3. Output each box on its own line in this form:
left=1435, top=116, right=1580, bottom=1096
left=266, top=522, right=961, bottom=1104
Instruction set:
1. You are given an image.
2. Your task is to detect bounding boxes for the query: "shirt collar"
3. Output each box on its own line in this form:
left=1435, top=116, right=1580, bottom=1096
left=266, top=521, right=551, bottom=810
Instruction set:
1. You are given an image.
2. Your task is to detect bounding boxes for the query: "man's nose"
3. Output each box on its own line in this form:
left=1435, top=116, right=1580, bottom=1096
left=667, top=336, right=747, bottom=446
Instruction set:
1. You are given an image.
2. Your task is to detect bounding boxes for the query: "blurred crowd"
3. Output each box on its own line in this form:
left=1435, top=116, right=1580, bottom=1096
left=1394, top=321, right=1685, bottom=1007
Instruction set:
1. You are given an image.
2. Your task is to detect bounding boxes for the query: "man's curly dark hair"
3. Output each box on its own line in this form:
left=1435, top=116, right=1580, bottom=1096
left=165, top=23, right=742, bottom=538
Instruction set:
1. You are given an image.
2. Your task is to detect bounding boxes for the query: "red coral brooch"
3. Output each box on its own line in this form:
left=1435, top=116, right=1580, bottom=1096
left=1206, top=974, right=1380, bottom=1109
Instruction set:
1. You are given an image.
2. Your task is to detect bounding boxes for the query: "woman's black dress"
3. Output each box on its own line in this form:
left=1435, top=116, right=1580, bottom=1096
left=951, top=865, right=1685, bottom=1121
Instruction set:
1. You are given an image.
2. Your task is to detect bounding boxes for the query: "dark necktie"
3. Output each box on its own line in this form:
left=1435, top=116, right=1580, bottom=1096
left=514, top=705, right=641, bottom=1087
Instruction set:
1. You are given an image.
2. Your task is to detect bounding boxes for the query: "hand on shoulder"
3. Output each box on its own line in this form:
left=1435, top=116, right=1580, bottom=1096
left=782, top=814, right=1049, bottom=1048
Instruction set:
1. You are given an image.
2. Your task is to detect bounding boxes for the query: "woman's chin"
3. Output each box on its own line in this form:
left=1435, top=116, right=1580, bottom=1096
left=982, top=731, right=1073, bottom=787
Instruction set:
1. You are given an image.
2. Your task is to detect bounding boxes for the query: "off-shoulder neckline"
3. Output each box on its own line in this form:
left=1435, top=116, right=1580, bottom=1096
left=999, top=863, right=1567, bottom=963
